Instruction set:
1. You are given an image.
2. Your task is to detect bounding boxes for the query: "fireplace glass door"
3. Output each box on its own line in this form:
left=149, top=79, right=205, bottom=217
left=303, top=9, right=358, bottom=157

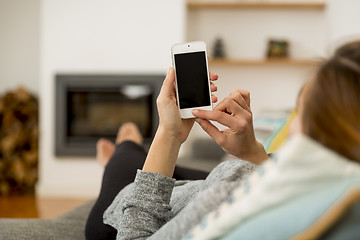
left=55, top=74, right=163, bottom=156
left=67, top=85, right=153, bottom=142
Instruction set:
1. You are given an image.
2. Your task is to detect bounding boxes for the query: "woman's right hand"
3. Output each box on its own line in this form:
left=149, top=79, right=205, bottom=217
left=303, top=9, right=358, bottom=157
left=192, top=89, right=268, bottom=165
left=156, top=67, right=219, bottom=144
left=143, top=68, right=218, bottom=177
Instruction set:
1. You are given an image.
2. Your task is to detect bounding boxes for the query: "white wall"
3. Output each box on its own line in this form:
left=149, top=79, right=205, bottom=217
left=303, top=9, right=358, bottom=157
left=0, top=0, right=40, bottom=95
left=187, top=2, right=328, bottom=115
left=38, top=0, right=185, bottom=197
left=184, top=0, right=360, bottom=143
left=326, top=0, right=360, bottom=51
left=185, top=1, right=328, bottom=143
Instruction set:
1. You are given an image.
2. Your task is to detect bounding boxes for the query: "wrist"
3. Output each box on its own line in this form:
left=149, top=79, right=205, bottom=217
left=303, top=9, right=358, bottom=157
left=142, top=126, right=182, bottom=178
left=156, top=126, right=182, bottom=148
left=239, top=141, right=268, bottom=165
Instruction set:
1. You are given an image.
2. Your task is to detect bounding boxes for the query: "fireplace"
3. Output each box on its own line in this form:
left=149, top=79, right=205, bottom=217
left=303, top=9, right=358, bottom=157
left=55, top=74, right=164, bottom=156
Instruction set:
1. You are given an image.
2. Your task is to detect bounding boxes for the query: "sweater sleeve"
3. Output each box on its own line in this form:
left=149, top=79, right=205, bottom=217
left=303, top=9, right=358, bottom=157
left=117, top=170, right=176, bottom=240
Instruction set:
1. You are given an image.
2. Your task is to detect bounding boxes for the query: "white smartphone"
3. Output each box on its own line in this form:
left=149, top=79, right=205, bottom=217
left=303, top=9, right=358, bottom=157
left=171, top=41, right=213, bottom=119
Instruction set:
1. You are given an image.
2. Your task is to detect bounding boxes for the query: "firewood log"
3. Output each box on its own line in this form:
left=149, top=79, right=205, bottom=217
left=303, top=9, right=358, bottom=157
left=0, top=87, right=38, bottom=195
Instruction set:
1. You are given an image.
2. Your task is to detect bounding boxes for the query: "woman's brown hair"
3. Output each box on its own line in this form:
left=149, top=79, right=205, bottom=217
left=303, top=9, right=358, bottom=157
left=301, top=40, right=360, bottom=162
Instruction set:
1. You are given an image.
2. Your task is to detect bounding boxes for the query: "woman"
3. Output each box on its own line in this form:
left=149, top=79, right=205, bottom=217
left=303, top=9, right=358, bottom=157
left=85, top=71, right=262, bottom=240
left=86, top=40, right=360, bottom=239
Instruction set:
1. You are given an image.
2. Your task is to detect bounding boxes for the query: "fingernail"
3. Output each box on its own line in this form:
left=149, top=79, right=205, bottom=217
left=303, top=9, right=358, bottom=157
left=192, top=109, right=199, bottom=114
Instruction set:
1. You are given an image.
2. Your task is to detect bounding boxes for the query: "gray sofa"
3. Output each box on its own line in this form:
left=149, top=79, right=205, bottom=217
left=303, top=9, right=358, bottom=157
left=1, top=193, right=360, bottom=240
left=1, top=138, right=360, bottom=240
left=0, top=200, right=95, bottom=240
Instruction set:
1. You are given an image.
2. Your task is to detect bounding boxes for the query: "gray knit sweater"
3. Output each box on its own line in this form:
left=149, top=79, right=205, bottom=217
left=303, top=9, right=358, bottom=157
left=103, top=159, right=257, bottom=240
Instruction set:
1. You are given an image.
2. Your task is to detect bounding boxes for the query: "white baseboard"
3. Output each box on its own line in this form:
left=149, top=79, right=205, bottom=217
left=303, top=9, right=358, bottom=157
left=36, top=182, right=100, bottom=198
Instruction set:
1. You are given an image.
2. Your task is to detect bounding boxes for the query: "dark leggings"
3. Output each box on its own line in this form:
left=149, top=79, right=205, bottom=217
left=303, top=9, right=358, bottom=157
left=85, top=141, right=209, bottom=240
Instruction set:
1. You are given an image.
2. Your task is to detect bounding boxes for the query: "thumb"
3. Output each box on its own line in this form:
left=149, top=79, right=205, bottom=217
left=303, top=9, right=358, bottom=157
left=161, top=67, right=176, bottom=98
left=195, top=118, right=223, bottom=143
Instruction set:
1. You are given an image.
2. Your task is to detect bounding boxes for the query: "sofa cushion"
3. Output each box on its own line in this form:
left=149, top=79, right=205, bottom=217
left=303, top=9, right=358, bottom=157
left=221, top=178, right=360, bottom=240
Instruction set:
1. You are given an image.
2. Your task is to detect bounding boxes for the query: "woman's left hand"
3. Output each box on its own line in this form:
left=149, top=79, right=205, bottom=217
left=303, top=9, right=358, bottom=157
left=156, top=67, right=218, bottom=144
left=192, top=89, right=268, bottom=165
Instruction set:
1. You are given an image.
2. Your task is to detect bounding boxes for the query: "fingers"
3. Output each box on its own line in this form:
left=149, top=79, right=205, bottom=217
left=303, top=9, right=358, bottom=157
left=193, top=109, right=239, bottom=128
left=210, top=81, right=218, bottom=103
left=214, top=97, right=242, bottom=116
left=210, top=72, right=218, bottom=102
left=211, top=95, right=218, bottom=103
left=193, top=89, right=252, bottom=130
left=215, top=90, right=251, bottom=113
left=210, top=72, right=218, bottom=81
left=232, top=89, right=251, bottom=110
left=210, top=82, right=218, bottom=92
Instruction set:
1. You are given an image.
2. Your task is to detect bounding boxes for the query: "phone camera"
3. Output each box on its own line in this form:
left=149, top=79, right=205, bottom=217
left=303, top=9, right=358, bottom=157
left=187, top=44, right=190, bottom=47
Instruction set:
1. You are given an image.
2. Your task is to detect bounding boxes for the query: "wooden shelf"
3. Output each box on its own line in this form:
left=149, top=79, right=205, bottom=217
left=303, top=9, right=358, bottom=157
left=188, top=2, right=326, bottom=10
left=209, top=58, right=320, bottom=67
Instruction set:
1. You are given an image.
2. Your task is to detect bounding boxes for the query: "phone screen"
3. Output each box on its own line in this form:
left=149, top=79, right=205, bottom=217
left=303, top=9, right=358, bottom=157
left=174, top=51, right=210, bottom=109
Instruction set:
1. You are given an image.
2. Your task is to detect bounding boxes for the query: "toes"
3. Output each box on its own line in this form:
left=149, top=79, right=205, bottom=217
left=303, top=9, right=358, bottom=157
left=96, top=138, right=115, bottom=167
left=97, top=138, right=115, bottom=148
left=116, top=122, right=143, bottom=145
left=96, top=138, right=107, bottom=148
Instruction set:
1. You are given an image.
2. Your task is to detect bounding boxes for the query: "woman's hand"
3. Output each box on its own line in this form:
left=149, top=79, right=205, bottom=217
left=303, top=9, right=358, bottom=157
left=142, top=68, right=218, bottom=177
left=192, top=89, right=268, bottom=165
left=156, top=67, right=218, bottom=144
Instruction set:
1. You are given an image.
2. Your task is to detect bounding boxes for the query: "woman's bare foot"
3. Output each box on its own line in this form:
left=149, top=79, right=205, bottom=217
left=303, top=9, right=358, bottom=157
left=96, top=138, right=115, bottom=167
left=96, top=122, right=143, bottom=167
left=116, top=122, right=143, bottom=145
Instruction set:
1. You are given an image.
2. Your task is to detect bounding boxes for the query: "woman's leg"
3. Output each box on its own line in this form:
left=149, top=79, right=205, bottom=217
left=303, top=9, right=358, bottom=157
left=173, top=165, right=209, bottom=180
left=85, top=123, right=146, bottom=240
left=85, top=123, right=210, bottom=239
left=85, top=140, right=147, bottom=240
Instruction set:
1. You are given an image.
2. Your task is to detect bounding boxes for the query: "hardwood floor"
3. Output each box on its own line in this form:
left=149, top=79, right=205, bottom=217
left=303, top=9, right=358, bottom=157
left=0, top=195, right=90, bottom=219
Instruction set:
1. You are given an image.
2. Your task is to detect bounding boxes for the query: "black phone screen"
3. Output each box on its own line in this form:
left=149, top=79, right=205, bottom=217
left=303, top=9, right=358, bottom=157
left=174, top=51, right=210, bottom=109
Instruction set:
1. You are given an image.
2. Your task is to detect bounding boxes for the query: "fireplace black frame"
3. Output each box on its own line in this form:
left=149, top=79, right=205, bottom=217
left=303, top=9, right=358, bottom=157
left=55, top=74, right=164, bottom=157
